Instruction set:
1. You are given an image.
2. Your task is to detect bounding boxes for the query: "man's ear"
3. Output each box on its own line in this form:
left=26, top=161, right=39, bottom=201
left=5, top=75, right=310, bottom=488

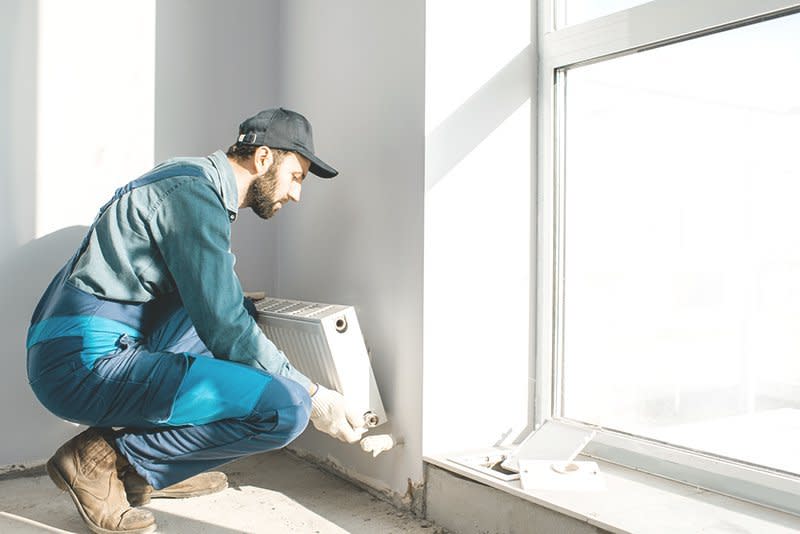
left=253, top=146, right=274, bottom=174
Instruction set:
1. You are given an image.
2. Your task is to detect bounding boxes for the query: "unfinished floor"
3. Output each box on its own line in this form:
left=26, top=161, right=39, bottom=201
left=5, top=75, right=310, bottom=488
left=0, top=450, right=444, bottom=534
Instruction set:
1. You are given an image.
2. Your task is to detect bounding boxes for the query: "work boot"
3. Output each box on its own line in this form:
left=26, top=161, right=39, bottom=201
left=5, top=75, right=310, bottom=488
left=46, top=428, right=156, bottom=534
left=123, top=470, right=228, bottom=506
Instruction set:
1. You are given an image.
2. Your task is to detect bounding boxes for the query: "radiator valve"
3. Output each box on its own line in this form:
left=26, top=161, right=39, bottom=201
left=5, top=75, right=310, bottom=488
left=364, top=410, right=380, bottom=427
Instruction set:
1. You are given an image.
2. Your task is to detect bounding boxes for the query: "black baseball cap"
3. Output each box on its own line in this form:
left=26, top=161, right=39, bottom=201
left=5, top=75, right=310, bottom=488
left=236, top=108, right=338, bottom=178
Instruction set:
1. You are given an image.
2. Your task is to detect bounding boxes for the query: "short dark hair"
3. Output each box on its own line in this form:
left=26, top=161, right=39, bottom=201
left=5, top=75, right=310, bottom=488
left=226, top=143, right=257, bottom=160
left=226, top=143, right=291, bottom=164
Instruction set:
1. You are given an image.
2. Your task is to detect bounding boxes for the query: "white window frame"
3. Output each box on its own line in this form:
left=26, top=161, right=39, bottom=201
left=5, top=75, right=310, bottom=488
left=535, top=0, right=800, bottom=515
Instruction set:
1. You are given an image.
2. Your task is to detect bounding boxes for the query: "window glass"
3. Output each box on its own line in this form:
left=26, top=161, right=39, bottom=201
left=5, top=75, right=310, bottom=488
left=562, top=12, right=800, bottom=474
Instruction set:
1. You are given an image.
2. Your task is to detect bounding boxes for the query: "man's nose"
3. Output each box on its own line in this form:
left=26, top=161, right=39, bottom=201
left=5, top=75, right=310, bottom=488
left=288, top=181, right=302, bottom=202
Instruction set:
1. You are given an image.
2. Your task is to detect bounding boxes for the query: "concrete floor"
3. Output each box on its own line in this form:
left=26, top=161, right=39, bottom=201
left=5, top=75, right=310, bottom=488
left=0, top=451, right=445, bottom=534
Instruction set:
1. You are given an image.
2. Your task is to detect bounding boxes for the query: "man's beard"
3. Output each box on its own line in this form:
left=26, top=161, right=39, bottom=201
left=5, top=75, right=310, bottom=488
left=245, top=167, right=281, bottom=219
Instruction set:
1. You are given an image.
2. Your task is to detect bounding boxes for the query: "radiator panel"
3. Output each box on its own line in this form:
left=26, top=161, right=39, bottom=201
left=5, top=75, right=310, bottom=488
left=255, top=297, right=387, bottom=428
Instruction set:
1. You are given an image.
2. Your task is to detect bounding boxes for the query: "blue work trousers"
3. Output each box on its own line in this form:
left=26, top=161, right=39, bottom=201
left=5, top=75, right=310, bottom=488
left=27, top=271, right=311, bottom=490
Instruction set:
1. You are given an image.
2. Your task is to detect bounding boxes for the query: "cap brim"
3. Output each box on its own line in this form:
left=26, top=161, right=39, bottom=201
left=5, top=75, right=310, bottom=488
left=309, top=158, right=338, bottom=178
left=299, top=149, right=338, bottom=178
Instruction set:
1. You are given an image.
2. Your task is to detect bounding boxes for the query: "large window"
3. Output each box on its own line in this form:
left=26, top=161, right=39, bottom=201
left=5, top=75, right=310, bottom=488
left=538, top=0, right=800, bottom=514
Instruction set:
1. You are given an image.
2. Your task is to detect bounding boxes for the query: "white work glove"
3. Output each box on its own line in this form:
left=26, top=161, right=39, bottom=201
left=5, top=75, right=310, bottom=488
left=310, top=385, right=368, bottom=443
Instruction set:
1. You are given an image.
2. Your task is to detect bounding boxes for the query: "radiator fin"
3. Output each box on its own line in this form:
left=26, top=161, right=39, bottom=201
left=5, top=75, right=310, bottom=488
left=256, top=298, right=336, bottom=318
left=263, top=324, right=342, bottom=392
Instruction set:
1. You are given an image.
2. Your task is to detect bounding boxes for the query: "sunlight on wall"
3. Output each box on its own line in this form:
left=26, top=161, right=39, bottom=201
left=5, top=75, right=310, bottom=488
left=425, top=0, right=531, bottom=135
left=425, top=101, right=532, bottom=450
left=424, top=0, right=533, bottom=454
left=36, top=0, right=155, bottom=238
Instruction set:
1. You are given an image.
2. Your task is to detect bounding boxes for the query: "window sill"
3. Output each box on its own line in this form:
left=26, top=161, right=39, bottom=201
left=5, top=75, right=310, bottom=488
left=424, top=450, right=800, bottom=533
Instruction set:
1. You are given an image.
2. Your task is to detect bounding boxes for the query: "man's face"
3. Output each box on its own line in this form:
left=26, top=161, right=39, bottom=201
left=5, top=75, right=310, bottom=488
left=247, top=151, right=310, bottom=219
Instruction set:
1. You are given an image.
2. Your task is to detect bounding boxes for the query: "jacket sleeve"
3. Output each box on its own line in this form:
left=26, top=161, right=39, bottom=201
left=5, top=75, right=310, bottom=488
left=146, top=177, right=313, bottom=390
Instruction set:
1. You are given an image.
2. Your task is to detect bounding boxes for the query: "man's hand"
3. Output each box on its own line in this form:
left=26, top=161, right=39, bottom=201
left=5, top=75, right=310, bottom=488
left=309, top=385, right=367, bottom=443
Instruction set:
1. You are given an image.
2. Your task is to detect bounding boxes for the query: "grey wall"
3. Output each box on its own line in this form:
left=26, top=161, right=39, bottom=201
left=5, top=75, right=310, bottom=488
left=0, top=0, right=86, bottom=467
left=157, top=0, right=428, bottom=499
left=276, top=0, right=426, bottom=495
left=155, top=0, right=283, bottom=295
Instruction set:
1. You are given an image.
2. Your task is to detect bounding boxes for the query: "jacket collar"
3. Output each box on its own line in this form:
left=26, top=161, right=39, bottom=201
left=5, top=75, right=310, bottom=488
left=208, top=150, right=239, bottom=222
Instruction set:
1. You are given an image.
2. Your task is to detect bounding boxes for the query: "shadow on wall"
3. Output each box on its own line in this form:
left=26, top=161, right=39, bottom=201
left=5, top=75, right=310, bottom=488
left=426, top=43, right=534, bottom=190
left=0, top=227, right=87, bottom=466
left=0, top=0, right=77, bottom=467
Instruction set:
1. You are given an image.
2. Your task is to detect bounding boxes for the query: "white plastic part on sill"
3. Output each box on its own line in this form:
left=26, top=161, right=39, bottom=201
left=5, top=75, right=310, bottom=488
left=447, top=420, right=596, bottom=482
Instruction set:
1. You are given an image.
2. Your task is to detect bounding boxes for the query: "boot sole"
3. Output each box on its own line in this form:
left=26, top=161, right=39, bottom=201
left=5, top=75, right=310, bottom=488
left=151, top=478, right=229, bottom=499
left=46, top=459, right=157, bottom=534
left=128, top=480, right=229, bottom=507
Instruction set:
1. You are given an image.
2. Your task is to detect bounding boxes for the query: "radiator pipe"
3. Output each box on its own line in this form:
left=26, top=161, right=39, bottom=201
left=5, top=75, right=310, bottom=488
left=360, top=434, right=404, bottom=457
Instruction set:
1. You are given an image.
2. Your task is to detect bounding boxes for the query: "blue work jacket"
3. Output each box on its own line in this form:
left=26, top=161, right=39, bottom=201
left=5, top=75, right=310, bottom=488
left=67, top=150, right=312, bottom=390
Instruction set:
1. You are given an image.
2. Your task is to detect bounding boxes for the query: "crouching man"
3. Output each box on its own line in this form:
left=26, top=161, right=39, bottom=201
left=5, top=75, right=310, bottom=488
left=26, top=108, right=366, bottom=534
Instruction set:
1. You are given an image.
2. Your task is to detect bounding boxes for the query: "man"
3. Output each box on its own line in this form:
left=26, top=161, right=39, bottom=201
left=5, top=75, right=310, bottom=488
left=26, top=108, right=366, bottom=534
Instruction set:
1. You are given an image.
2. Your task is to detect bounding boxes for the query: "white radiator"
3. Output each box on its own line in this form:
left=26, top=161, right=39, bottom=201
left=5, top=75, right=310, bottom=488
left=255, top=297, right=387, bottom=428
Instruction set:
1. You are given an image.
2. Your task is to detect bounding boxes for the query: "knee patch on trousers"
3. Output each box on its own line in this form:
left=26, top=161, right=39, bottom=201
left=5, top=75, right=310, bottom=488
left=250, top=374, right=311, bottom=447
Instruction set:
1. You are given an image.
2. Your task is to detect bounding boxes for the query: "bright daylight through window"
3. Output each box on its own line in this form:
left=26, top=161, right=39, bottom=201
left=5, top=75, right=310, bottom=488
left=558, top=9, right=800, bottom=478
